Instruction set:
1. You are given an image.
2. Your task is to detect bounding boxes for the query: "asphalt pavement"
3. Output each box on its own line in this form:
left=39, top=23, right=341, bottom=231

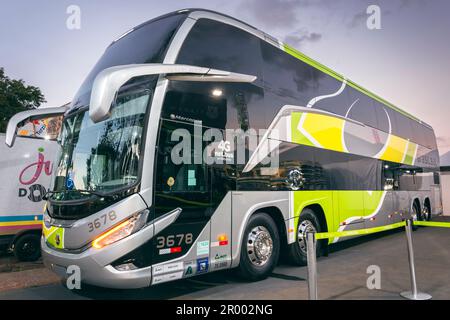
left=1, top=218, right=450, bottom=300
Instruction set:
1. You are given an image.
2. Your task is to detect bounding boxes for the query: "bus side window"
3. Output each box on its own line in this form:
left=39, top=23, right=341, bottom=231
left=383, top=162, right=397, bottom=190
left=434, top=171, right=440, bottom=185
left=347, top=88, right=378, bottom=129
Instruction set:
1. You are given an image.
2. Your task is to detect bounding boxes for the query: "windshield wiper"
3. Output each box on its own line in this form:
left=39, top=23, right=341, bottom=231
left=43, top=189, right=115, bottom=201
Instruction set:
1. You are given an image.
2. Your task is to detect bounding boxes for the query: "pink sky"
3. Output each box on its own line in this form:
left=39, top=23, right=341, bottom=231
left=1, top=0, right=449, bottom=155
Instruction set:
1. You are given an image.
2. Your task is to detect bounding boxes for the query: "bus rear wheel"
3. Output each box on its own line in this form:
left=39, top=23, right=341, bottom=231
left=287, top=209, right=322, bottom=266
left=238, top=212, right=280, bottom=281
left=422, top=204, right=431, bottom=221
left=411, top=202, right=421, bottom=231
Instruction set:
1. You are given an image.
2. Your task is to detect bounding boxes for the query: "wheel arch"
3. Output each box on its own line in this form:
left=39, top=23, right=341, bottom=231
left=301, top=204, right=328, bottom=233
left=253, top=206, right=288, bottom=255
left=232, top=200, right=287, bottom=269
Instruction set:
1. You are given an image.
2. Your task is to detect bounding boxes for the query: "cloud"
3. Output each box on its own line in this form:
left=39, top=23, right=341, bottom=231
left=239, top=0, right=317, bottom=29
left=284, top=29, right=322, bottom=48
left=399, top=0, right=419, bottom=9
left=347, top=10, right=367, bottom=29
left=437, top=136, right=450, bottom=147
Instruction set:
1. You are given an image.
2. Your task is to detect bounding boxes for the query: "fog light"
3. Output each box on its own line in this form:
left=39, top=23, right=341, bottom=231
left=114, top=262, right=138, bottom=271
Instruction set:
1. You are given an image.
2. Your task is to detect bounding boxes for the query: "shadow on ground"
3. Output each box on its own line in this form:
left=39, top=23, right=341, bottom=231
left=69, top=227, right=406, bottom=300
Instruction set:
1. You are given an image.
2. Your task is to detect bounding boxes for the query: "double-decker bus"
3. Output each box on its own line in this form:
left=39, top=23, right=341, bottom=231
left=6, top=9, right=442, bottom=288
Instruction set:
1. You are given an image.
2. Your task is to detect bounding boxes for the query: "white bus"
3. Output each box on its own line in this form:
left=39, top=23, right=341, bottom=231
left=0, top=113, right=62, bottom=261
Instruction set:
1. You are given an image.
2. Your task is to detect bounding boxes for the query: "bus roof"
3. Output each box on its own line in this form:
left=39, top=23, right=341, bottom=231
left=118, top=8, right=433, bottom=129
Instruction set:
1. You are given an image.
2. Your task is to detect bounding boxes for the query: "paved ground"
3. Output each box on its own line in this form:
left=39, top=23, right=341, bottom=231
left=1, top=217, right=450, bottom=300
left=0, top=254, right=59, bottom=292
left=0, top=254, right=42, bottom=273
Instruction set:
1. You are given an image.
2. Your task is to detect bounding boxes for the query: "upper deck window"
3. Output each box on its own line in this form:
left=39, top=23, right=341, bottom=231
left=176, top=18, right=263, bottom=85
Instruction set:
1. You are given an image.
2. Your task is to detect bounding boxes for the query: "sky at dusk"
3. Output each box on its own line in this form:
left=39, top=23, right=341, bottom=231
left=1, top=0, right=450, bottom=155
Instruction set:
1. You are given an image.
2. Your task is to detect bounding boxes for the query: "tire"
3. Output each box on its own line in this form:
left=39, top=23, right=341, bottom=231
left=13, top=233, right=41, bottom=262
left=287, top=208, right=322, bottom=266
left=422, top=202, right=431, bottom=221
left=238, top=212, right=280, bottom=281
left=411, top=202, right=421, bottom=231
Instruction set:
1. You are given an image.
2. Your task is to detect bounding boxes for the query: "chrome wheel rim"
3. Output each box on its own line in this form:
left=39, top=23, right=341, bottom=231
left=297, top=220, right=317, bottom=253
left=247, top=226, right=273, bottom=266
left=422, top=207, right=429, bottom=221
left=412, top=206, right=419, bottom=222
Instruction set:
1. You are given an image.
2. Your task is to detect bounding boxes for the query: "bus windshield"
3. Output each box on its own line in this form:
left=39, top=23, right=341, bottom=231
left=51, top=76, right=157, bottom=201
left=71, top=13, right=186, bottom=108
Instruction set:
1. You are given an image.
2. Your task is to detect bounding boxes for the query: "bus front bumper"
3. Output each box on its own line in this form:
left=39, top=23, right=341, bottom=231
left=41, top=225, right=154, bottom=289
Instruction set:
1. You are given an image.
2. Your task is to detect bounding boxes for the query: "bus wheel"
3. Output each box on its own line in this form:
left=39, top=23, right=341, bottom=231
left=287, top=208, right=322, bottom=266
left=13, top=233, right=41, bottom=262
left=422, top=204, right=431, bottom=221
left=411, top=202, right=421, bottom=231
left=238, top=212, right=280, bottom=281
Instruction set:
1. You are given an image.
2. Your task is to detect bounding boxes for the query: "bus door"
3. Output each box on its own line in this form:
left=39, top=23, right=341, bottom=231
left=431, top=172, right=442, bottom=214
left=153, top=119, right=213, bottom=269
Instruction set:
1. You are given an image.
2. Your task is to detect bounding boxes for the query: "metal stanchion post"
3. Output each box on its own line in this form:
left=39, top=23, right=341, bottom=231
left=306, top=231, right=318, bottom=300
left=400, top=219, right=432, bottom=300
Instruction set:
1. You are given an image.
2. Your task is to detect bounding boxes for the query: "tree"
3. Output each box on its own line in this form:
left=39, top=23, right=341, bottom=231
left=0, top=67, right=45, bottom=133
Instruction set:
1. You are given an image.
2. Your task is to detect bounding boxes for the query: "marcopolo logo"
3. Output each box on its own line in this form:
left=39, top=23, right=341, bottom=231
left=18, top=148, right=52, bottom=202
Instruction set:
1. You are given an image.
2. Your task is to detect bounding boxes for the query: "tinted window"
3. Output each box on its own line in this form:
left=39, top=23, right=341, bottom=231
left=410, top=121, right=436, bottom=149
left=261, top=41, right=315, bottom=103
left=162, top=81, right=265, bottom=130
left=73, top=13, right=186, bottom=106
left=384, top=107, right=398, bottom=137
left=385, top=107, right=434, bottom=149
left=308, top=68, right=350, bottom=116
left=347, top=88, right=378, bottom=129
left=423, top=126, right=437, bottom=149
left=434, top=172, right=440, bottom=185
left=373, top=102, right=391, bottom=133
left=177, top=19, right=263, bottom=84
left=411, top=121, right=424, bottom=147
left=261, top=41, right=353, bottom=120
left=394, top=113, right=413, bottom=141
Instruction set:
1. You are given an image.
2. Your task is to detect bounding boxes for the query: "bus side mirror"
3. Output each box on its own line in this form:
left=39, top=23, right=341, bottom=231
left=89, top=63, right=257, bottom=123
left=5, top=106, right=67, bottom=148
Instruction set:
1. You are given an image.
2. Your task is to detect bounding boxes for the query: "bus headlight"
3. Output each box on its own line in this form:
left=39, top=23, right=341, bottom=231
left=92, top=210, right=149, bottom=249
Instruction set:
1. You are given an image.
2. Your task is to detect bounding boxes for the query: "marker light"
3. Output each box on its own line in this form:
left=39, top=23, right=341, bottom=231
left=92, top=211, right=148, bottom=249
left=212, top=89, right=223, bottom=97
